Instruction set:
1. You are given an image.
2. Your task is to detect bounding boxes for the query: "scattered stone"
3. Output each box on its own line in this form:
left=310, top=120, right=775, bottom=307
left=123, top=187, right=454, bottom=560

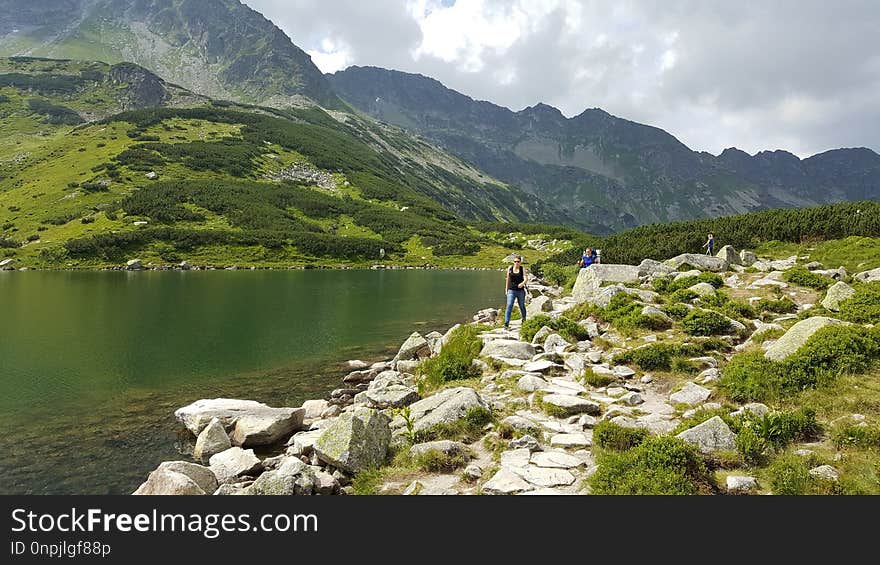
left=544, top=333, right=572, bottom=354
left=175, top=398, right=302, bottom=438
left=193, top=417, right=231, bottom=462
left=513, top=465, right=576, bottom=487
left=550, top=433, right=591, bottom=448
left=133, top=461, right=218, bottom=495
left=820, top=281, right=856, bottom=312
left=464, top=464, right=483, bottom=480
left=715, top=245, right=741, bottom=265
left=853, top=267, right=880, bottom=283
left=666, top=253, right=728, bottom=272
left=231, top=407, right=305, bottom=447
left=641, top=305, right=672, bottom=323
left=526, top=295, right=553, bottom=317
left=809, top=465, right=839, bottom=481
left=697, top=368, right=721, bottom=384
left=509, top=435, right=541, bottom=451
left=302, top=399, right=329, bottom=420
left=517, top=374, right=549, bottom=392
left=618, top=392, right=644, bottom=406
left=394, top=332, right=431, bottom=362
left=250, top=457, right=315, bottom=496
left=640, top=374, right=654, bottom=384
left=676, top=416, right=737, bottom=454
left=501, top=415, right=540, bottom=433
left=482, top=467, right=533, bottom=495
left=669, top=382, right=712, bottom=406
left=480, top=339, right=536, bottom=360
left=314, top=408, right=391, bottom=474
left=739, top=250, right=757, bottom=266
left=523, top=359, right=561, bottom=373
left=208, top=447, right=262, bottom=484
left=410, top=440, right=471, bottom=460
left=403, top=481, right=424, bottom=496
left=726, top=475, right=758, bottom=494
left=764, top=317, right=847, bottom=362
left=401, top=387, right=490, bottom=434
left=638, top=258, right=677, bottom=276
left=674, top=269, right=702, bottom=281
left=126, top=259, right=143, bottom=271
left=531, top=326, right=553, bottom=345
left=578, top=414, right=598, bottom=429
left=612, top=365, right=636, bottom=379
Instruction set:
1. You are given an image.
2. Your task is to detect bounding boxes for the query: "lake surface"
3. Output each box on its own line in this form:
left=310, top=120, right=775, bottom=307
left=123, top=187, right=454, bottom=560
left=0, top=269, right=502, bottom=494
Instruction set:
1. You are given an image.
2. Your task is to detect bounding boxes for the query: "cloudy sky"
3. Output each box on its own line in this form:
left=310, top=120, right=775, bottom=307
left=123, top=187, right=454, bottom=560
left=244, top=0, right=880, bottom=158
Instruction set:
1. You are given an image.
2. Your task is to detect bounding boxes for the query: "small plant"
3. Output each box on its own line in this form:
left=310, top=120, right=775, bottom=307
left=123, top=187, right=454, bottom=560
left=832, top=422, right=880, bottom=449
left=613, top=343, right=680, bottom=371
left=682, top=309, right=732, bottom=336
left=418, top=325, right=483, bottom=391
left=838, top=282, right=880, bottom=324
left=755, top=297, right=797, bottom=314
left=582, top=368, right=615, bottom=387
left=393, top=406, right=417, bottom=444
left=768, top=455, right=814, bottom=495
left=661, top=303, right=690, bottom=319
left=593, top=421, right=649, bottom=451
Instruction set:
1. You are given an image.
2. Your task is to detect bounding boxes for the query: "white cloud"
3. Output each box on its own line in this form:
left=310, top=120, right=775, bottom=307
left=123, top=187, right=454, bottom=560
left=243, top=0, right=880, bottom=157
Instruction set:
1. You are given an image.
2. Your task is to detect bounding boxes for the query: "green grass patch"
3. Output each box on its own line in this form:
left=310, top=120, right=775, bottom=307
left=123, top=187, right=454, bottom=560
left=413, top=406, right=493, bottom=444
left=783, top=266, right=833, bottom=290
left=593, top=421, right=649, bottom=451
left=520, top=314, right=589, bottom=344
left=682, top=309, right=733, bottom=336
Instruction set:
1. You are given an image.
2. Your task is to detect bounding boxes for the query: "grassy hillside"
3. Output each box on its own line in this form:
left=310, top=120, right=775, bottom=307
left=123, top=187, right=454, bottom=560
left=0, top=58, right=577, bottom=269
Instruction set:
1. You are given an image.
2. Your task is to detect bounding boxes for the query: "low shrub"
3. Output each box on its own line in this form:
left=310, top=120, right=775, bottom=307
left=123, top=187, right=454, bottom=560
left=593, top=421, right=649, bottom=451
left=613, top=343, right=680, bottom=371
left=520, top=313, right=589, bottom=344
left=783, top=266, right=832, bottom=290
left=682, top=309, right=732, bottom=336
left=838, top=282, right=880, bottom=324
left=661, top=303, right=690, bottom=319
left=539, top=263, right=578, bottom=288
left=414, top=406, right=493, bottom=443
left=755, top=297, right=797, bottom=314
left=719, top=326, right=880, bottom=402
left=665, top=272, right=725, bottom=293
left=413, top=449, right=470, bottom=472
left=671, top=357, right=698, bottom=374
left=590, top=436, right=715, bottom=495
left=669, top=289, right=699, bottom=304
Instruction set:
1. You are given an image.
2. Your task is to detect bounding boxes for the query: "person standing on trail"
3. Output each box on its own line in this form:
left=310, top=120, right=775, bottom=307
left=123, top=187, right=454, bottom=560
left=702, top=233, right=714, bottom=255
left=504, top=254, right=528, bottom=330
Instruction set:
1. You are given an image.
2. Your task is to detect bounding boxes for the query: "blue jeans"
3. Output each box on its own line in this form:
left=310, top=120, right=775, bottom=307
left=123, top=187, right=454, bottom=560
left=505, top=288, right=526, bottom=325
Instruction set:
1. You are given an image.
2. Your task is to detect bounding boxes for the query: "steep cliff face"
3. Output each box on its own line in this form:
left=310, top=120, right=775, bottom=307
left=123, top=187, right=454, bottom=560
left=0, top=0, right=342, bottom=108
left=329, top=66, right=880, bottom=232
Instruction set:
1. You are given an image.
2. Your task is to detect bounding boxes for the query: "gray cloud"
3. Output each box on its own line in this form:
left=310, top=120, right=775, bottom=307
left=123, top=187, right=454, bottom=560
left=244, top=0, right=880, bottom=157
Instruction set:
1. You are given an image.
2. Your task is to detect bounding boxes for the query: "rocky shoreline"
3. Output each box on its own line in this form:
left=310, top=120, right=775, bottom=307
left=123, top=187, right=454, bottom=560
left=132, top=246, right=880, bottom=496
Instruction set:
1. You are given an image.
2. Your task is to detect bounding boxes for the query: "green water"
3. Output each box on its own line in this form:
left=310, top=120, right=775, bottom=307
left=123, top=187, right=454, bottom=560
left=0, top=269, right=503, bottom=494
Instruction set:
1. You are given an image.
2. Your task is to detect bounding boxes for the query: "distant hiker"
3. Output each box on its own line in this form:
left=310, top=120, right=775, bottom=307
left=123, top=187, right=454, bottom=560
left=702, top=233, right=714, bottom=255
left=504, top=254, right=528, bottom=329
left=578, top=247, right=598, bottom=268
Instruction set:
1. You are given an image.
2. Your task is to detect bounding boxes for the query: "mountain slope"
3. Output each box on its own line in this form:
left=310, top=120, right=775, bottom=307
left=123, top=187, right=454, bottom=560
left=328, top=66, right=880, bottom=232
left=0, top=57, right=578, bottom=268
left=0, top=0, right=342, bottom=108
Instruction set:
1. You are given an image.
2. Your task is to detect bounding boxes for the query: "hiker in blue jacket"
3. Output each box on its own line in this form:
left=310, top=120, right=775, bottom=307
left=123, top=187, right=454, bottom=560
left=702, top=233, right=714, bottom=255
left=578, top=247, right=598, bottom=268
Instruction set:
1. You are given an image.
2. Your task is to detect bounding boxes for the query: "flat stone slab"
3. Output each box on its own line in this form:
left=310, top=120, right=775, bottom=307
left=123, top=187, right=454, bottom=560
left=480, top=339, right=536, bottom=360
left=541, top=394, right=601, bottom=416
left=548, top=377, right=587, bottom=394
left=522, top=359, right=561, bottom=373
left=669, top=382, right=712, bottom=406
left=530, top=451, right=583, bottom=469
left=513, top=465, right=576, bottom=487
left=482, top=468, right=534, bottom=495
left=500, top=448, right=532, bottom=469
left=550, top=433, right=592, bottom=448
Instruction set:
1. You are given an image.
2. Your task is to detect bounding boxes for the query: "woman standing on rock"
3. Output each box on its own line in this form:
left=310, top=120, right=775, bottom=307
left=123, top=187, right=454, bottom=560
left=504, top=254, right=528, bottom=329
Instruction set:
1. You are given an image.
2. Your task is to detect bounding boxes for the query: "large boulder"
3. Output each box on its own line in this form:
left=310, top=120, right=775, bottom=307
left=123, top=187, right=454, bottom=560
left=666, top=254, right=728, bottom=272
left=249, top=457, right=316, bottom=496
left=133, top=461, right=218, bottom=495
left=359, top=385, right=420, bottom=409
left=715, top=245, right=741, bottom=265
left=400, top=387, right=489, bottom=434
left=571, top=264, right=640, bottom=303
left=208, top=447, right=262, bottom=484
left=676, top=416, right=737, bottom=454
left=394, top=332, right=431, bottom=362
left=821, top=281, right=856, bottom=312
left=230, top=407, right=305, bottom=447
left=526, top=295, right=553, bottom=318
left=480, top=339, right=536, bottom=360
left=313, top=408, right=391, bottom=474
left=764, top=316, right=847, bottom=362
left=175, top=398, right=303, bottom=440
left=193, top=417, right=231, bottom=461
left=853, top=267, right=880, bottom=283
left=739, top=251, right=757, bottom=267
left=638, top=258, right=677, bottom=277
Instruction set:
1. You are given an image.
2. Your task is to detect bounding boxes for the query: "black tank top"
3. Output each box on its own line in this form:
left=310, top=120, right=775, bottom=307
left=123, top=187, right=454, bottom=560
left=508, top=266, right=525, bottom=290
